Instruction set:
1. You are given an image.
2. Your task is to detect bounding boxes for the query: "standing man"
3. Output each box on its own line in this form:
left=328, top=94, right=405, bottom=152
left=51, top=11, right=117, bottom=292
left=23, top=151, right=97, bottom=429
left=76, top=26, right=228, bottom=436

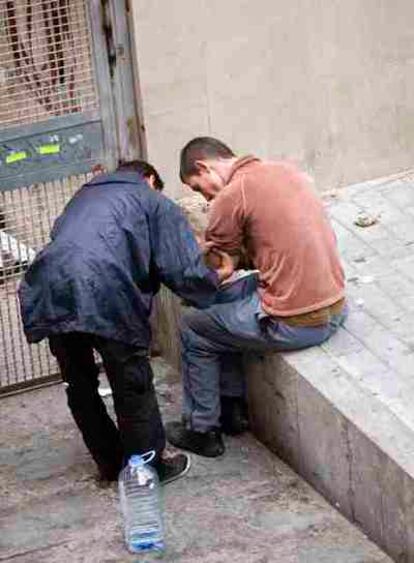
left=19, top=160, right=233, bottom=484
left=167, top=137, right=347, bottom=458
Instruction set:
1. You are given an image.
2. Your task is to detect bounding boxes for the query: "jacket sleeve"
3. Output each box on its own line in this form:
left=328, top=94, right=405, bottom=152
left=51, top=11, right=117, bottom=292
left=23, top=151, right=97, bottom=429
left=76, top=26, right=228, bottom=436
left=150, top=196, right=219, bottom=308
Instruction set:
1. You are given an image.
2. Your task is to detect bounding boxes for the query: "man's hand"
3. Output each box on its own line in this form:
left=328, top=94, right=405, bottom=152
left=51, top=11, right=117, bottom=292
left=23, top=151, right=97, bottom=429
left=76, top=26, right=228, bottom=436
left=201, top=241, right=238, bottom=282
left=210, top=249, right=235, bottom=283
left=200, top=240, right=215, bottom=253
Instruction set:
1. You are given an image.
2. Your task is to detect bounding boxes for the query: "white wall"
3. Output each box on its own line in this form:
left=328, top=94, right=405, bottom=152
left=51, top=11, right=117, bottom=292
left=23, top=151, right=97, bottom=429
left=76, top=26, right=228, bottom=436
left=130, top=1, right=414, bottom=197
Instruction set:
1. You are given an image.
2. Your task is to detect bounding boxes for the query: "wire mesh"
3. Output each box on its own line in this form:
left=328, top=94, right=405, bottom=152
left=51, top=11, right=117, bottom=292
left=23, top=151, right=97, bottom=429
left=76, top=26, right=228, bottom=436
left=0, top=173, right=91, bottom=390
left=0, top=0, right=101, bottom=392
left=0, top=0, right=98, bottom=129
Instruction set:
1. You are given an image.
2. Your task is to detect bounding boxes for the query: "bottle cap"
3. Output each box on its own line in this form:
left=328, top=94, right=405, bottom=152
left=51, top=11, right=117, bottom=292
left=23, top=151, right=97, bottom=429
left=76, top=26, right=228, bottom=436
left=129, top=455, right=144, bottom=468
left=128, top=450, right=156, bottom=468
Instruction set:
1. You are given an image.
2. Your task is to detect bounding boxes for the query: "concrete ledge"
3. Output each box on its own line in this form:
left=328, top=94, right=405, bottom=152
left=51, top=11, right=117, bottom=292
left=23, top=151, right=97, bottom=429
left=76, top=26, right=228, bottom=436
left=246, top=344, right=414, bottom=562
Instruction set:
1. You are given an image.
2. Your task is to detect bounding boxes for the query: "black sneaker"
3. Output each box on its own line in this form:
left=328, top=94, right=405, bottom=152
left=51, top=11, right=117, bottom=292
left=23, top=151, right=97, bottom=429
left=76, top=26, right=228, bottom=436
left=156, top=452, right=191, bottom=485
left=96, top=465, right=121, bottom=488
left=220, top=396, right=249, bottom=436
left=97, top=460, right=123, bottom=483
left=166, top=421, right=225, bottom=458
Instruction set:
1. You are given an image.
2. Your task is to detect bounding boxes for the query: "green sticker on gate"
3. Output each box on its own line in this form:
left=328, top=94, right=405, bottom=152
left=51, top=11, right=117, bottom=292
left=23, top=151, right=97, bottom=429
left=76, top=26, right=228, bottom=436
left=5, top=151, right=28, bottom=164
left=37, top=144, right=61, bottom=155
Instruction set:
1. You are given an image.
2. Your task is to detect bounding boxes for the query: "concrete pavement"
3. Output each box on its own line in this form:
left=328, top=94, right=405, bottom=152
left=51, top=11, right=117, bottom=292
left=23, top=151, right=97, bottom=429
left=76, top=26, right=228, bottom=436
left=0, top=358, right=390, bottom=562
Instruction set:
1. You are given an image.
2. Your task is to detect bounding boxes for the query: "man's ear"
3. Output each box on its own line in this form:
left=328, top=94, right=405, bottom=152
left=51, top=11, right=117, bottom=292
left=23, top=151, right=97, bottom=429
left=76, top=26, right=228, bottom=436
left=194, top=160, right=210, bottom=174
left=146, top=174, right=156, bottom=189
left=92, top=164, right=107, bottom=176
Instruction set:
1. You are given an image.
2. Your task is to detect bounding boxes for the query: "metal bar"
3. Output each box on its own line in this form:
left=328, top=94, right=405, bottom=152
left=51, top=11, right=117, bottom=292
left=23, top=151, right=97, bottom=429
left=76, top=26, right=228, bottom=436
left=126, top=0, right=148, bottom=160
left=0, top=284, right=12, bottom=386
left=107, top=0, right=142, bottom=161
left=0, top=373, right=62, bottom=398
left=1, top=282, right=20, bottom=386
left=89, top=0, right=118, bottom=171
left=0, top=160, right=100, bottom=193
left=0, top=112, right=101, bottom=143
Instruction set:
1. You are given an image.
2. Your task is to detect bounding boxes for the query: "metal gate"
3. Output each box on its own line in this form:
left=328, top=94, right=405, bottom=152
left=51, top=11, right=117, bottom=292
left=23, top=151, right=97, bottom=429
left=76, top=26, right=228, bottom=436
left=0, top=0, right=141, bottom=394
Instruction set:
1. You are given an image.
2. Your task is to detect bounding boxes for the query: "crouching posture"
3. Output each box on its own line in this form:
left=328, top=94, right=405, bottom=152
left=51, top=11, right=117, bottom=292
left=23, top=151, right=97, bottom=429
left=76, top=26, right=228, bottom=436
left=167, top=138, right=347, bottom=458
left=19, top=160, right=232, bottom=484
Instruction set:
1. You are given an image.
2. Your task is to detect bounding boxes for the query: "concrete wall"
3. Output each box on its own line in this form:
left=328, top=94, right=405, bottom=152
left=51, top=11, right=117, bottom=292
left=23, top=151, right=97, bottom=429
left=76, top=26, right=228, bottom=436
left=129, top=0, right=414, bottom=198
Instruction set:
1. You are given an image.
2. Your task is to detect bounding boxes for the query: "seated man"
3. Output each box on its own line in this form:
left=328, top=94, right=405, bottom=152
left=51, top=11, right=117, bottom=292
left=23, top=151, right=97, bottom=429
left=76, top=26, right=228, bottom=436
left=167, top=137, right=347, bottom=458
left=177, top=195, right=258, bottom=435
left=19, top=160, right=233, bottom=485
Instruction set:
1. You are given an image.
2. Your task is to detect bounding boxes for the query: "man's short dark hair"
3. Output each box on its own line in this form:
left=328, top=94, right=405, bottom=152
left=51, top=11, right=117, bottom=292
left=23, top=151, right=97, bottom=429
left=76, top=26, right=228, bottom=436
left=180, top=137, right=235, bottom=182
left=117, top=159, right=164, bottom=191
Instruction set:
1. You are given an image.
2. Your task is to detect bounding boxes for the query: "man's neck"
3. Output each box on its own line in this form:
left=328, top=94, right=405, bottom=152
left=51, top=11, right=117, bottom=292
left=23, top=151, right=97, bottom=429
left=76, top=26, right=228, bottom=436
left=215, top=157, right=239, bottom=185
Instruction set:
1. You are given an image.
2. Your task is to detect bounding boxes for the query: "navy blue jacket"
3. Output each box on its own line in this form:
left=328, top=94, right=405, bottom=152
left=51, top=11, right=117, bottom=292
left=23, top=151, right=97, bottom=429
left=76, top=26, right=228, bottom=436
left=19, top=171, right=218, bottom=347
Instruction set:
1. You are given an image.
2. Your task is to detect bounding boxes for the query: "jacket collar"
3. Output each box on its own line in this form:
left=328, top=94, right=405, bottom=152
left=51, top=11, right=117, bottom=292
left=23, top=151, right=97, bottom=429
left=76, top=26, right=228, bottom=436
left=226, top=155, right=260, bottom=184
left=89, top=170, right=147, bottom=187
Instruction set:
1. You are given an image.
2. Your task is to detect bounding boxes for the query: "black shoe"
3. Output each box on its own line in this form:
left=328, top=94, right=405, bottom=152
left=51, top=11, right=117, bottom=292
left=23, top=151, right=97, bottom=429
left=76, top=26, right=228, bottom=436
left=96, top=448, right=124, bottom=484
left=166, top=421, right=225, bottom=458
left=220, top=396, right=249, bottom=436
left=156, top=452, right=191, bottom=485
left=96, top=465, right=121, bottom=488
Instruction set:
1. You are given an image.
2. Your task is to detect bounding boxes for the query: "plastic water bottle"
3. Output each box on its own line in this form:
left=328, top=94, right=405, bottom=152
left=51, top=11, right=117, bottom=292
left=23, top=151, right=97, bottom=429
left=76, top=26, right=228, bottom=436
left=119, top=451, right=165, bottom=554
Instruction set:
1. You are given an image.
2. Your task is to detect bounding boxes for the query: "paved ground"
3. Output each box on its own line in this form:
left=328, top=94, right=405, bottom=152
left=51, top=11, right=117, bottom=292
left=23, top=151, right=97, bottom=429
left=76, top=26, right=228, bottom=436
left=326, top=174, right=414, bottom=426
left=0, top=358, right=390, bottom=563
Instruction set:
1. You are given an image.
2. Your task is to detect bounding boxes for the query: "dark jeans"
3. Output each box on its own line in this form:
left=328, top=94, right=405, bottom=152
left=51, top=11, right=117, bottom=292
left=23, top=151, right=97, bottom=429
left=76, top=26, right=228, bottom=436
left=49, top=333, right=166, bottom=475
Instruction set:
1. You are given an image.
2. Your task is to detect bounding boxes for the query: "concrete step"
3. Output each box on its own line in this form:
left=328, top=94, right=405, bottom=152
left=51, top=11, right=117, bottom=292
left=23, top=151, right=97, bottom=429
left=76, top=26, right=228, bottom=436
left=0, top=359, right=391, bottom=562
left=248, top=175, right=414, bottom=562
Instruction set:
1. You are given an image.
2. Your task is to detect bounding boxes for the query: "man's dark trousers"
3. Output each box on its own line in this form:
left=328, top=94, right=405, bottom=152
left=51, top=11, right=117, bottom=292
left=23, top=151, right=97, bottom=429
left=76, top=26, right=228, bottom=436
left=49, top=333, right=166, bottom=477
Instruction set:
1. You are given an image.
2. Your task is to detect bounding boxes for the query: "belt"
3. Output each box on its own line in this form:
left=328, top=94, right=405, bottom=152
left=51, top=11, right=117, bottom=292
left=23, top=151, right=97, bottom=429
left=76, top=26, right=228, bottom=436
left=281, top=298, right=346, bottom=328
